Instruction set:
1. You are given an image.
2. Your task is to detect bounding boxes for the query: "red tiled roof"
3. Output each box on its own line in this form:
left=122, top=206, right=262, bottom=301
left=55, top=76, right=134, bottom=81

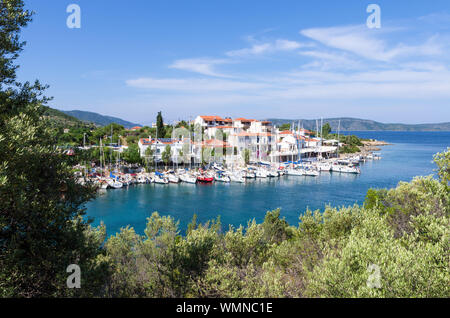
left=234, top=117, right=258, bottom=122
left=200, top=116, right=223, bottom=121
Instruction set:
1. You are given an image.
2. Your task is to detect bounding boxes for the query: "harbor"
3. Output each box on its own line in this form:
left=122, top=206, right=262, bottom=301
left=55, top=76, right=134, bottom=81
left=77, top=152, right=379, bottom=189
left=74, top=115, right=386, bottom=189
left=84, top=130, right=449, bottom=236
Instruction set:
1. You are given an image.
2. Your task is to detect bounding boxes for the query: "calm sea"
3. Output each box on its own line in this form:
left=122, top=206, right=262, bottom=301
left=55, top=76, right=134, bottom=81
left=85, top=131, right=449, bottom=236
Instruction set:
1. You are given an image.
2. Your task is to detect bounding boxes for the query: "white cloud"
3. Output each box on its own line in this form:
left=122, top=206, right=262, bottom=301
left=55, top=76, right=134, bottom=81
left=226, top=39, right=308, bottom=57
left=300, top=25, right=444, bottom=62
left=299, top=50, right=363, bottom=70
left=169, top=58, right=231, bottom=77
left=125, top=14, right=450, bottom=123
left=126, top=77, right=268, bottom=91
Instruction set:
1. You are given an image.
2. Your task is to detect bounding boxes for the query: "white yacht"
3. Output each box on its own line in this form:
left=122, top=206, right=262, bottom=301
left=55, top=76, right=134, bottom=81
left=107, top=179, right=123, bottom=189
left=179, top=172, right=197, bottom=184
left=215, top=173, right=231, bottom=182
left=256, top=169, right=268, bottom=178
left=286, top=168, right=304, bottom=176
left=167, top=174, right=180, bottom=183
left=332, top=164, right=361, bottom=174
left=229, top=173, right=245, bottom=183
left=267, top=169, right=279, bottom=177
left=304, top=168, right=320, bottom=177
left=317, top=162, right=332, bottom=172
left=153, top=172, right=169, bottom=184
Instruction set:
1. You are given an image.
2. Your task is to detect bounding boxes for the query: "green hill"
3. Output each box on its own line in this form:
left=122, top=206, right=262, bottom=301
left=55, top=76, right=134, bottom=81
left=41, top=106, right=86, bottom=127
left=61, top=110, right=142, bottom=129
left=267, top=117, right=450, bottom=131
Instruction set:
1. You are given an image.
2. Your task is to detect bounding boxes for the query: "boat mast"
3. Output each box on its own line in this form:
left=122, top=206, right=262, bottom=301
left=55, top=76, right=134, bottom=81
left=189, top=116, right=192, bottom=171
left=337, top=120, right=341, bottom=158
left=298, top=121, right=302, bottom=164
left=320, top=117, right=323, bottom=160
left=100, top=138, right=103, bottom=175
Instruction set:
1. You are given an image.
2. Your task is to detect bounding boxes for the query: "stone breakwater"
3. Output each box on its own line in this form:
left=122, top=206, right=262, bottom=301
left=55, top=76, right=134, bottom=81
left=362, top=140, right=392, bottom=152
left=339, top=140, right=391, bottom=159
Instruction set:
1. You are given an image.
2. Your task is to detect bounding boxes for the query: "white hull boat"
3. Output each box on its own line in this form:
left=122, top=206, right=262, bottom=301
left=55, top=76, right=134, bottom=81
left=332, top=165, right=361, bottom=174
left=107, top=179, right=123, bottom=189
left=215, top=174, right=231, bottom=182
left=256, top=169, right=268, bottom=178
left=230, top=174, right=245, bottom=183
left=286, top=169, right=304, bottom=176
left=179, top=173, right=197, bottom=184
left=167, top=174, right=180, bottom=183
left=267, top=170, right=279, bottom=177
left=304, top=169, right=319, bottom=177
left=154, top=175, right=169, bottom=184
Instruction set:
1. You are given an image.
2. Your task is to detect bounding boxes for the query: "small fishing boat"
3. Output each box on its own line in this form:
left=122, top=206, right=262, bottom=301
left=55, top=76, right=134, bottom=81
left=154, top=172, right=169, bottom=184
left=137, top=174, right=148, bottom=184
left=107, top=178, right=123, bottom=189
left=197, top=174, right=214, bottom=183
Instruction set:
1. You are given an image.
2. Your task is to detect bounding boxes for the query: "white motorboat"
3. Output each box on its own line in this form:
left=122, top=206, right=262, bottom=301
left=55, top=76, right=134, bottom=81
left=256, top=169, right=268, bottom=178
left=267, top=170, right=279, bottom=177
left=166, top=173, right=180, bottom=183
left=137, top=174, right=148, bottom=184
left=317, top=162, right=332, bottom=171
left=229, top=173, right=245, bottom=183
left=244, top=170, right=256, bottom=178
left=179, top=173, right=197, bottom=184
left=153, top=172, right=169, bottom=184
left=304, top=168, right=319, bottom=177
left=107, top=179, right=123, bottom=189
left=332, top=164, right=361, bottom=174
left=286, top=168, right=304, bottom=176
left=215, top=173, right=231, bottom=182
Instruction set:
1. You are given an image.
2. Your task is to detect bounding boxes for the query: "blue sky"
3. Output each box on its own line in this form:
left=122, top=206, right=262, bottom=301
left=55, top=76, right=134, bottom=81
left=17, top=0, right=450, bottom=125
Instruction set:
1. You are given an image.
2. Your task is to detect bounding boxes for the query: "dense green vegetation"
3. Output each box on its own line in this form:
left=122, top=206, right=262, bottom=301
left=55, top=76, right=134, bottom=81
left=99, top=149, right=449, bottom=297
left=0, top=0, right=108, bottom=297
left=62, top=109, right=141, bottom=129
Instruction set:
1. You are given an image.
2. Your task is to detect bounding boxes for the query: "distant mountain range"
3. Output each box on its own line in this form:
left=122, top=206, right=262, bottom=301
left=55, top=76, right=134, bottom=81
left=44, top=108, right=449, bottom=132
left=267, top=117, right=450, bottom=132
left=41, top=106, right=86, bottom=127
left=60, top=109, right=142, bottom=129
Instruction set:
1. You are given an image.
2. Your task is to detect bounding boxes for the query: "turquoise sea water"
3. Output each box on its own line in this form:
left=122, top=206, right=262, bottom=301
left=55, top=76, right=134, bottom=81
left=85, top=131, right=449, bottom=236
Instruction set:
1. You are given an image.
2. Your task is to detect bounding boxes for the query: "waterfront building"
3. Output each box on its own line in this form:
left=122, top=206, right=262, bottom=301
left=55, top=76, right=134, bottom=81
left=139, top=115, right=339, bottom=166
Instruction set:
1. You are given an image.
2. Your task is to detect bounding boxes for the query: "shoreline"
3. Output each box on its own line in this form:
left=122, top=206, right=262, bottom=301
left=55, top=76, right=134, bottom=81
left=339, top=139, right=390, bottom=159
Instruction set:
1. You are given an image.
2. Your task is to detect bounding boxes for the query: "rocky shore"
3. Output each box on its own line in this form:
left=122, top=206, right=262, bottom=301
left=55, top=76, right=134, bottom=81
left=339, top=139, right=391, bottom=159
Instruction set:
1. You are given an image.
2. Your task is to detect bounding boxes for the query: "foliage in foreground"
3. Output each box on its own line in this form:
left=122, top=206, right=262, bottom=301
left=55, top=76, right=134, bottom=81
left=102, top=160, right=449, bottom=297
left=0, top=0, right=109, bottom=297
